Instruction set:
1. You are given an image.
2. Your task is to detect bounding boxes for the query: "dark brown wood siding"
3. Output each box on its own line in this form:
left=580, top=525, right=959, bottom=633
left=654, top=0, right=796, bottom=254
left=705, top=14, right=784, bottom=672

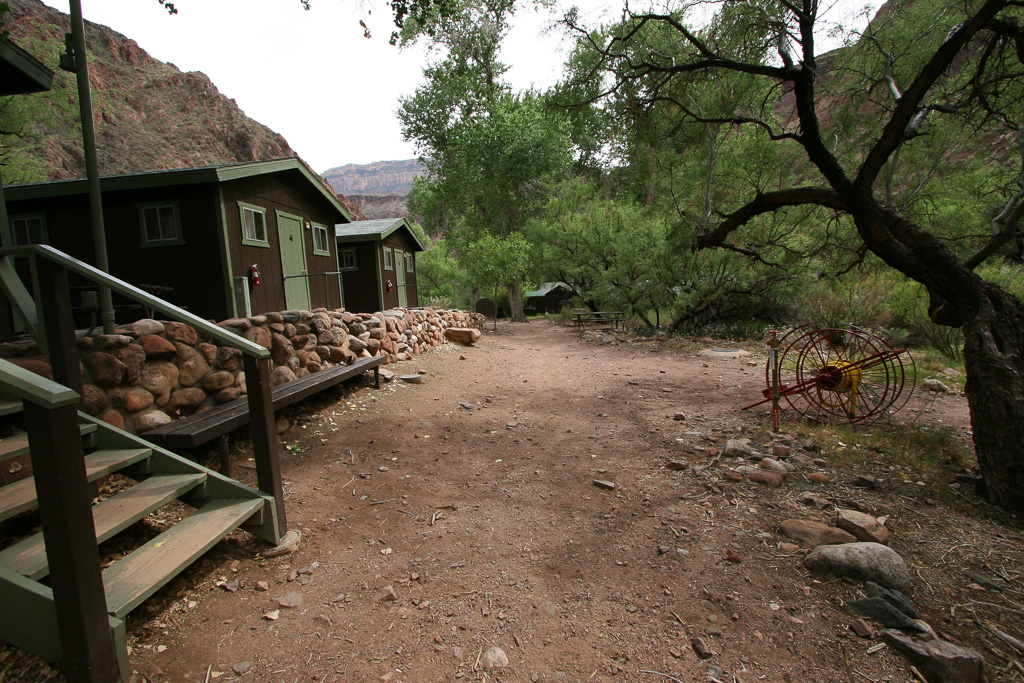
left=221, top=171, right=343, bottom=315
left=338, top=241, right=381, bottom=313
left=2, top=184, right=228, bottom=324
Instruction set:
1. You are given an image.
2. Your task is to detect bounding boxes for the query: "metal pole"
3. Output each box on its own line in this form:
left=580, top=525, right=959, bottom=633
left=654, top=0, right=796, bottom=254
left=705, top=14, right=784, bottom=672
left=68, top=0, right=115, bottom=334
left=768, top=330, right=781, bottom=432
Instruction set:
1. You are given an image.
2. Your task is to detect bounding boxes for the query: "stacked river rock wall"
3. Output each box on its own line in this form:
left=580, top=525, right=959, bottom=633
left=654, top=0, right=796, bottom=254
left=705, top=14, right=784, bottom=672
left=0, top=307, right=483, bottom=436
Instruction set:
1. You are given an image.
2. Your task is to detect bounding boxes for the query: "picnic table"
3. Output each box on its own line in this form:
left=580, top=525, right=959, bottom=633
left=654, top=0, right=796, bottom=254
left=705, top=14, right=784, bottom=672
left=572, top=310, right=625, bottom=330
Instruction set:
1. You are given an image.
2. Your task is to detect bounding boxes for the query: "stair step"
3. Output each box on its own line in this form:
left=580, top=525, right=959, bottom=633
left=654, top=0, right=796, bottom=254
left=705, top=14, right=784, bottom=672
left=0, top=432, right=29, bottom=463
left=103, top=497, right=264, bottom=618
left=0, top=423, right=101, bottom=464
left=0, top=400, right=22, bottom=416
left=0, top=448, right=152, bottom=523
left=0, top=472, right=207, bottom=581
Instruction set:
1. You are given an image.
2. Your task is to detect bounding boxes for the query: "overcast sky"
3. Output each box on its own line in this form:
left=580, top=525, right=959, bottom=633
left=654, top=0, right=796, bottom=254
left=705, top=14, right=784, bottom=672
left=39, top=0, right=877, bottom=174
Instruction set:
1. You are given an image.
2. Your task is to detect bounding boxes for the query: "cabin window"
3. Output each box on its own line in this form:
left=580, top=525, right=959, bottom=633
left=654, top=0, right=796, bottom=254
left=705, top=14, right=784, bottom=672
left=312, top=223, right=331, bottom=256
left=239, top=202, right=268, bottom=247
left=9, top=215, right=46, bottom=245
left=339, top=249, right=357, bottom=271
left=406, top=252, right=414, bottom=273
left=383, top=247, right=393, bottom=270
left=137, top=202, right=184, bottom=246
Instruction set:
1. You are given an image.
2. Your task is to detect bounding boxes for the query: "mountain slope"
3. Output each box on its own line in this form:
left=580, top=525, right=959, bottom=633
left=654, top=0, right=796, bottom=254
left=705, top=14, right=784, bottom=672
left=1, top=0, right=295, bottom=183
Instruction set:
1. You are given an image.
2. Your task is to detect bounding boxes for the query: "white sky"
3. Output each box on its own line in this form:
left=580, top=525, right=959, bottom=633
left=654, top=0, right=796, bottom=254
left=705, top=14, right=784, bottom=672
left=38, top=0, right=877, bottom=173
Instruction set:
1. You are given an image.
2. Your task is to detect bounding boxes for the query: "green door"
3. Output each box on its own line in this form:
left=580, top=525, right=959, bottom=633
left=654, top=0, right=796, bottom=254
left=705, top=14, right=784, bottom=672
left=394, top=250, right=407, bottom=307
left=277, top=211, right=310, bottom=311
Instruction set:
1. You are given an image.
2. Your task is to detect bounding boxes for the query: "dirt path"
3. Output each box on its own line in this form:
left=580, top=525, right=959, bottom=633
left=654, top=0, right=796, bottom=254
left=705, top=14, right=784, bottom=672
left=121, top=321, right=1022, bottom=683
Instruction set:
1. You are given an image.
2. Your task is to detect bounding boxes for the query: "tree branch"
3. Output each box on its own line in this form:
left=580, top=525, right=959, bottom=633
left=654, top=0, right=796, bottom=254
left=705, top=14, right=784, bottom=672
left=696, top=187, right=847, bottom=250
left=856, top=0, right=1010, bottom=189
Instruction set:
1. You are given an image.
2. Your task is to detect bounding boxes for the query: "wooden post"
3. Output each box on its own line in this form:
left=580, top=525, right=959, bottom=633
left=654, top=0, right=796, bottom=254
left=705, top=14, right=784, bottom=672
left=243, top=354, right=287, bottom=531
left=25, top=401, right=119, bottom=683
left=34, top=257, right=83, bottom=398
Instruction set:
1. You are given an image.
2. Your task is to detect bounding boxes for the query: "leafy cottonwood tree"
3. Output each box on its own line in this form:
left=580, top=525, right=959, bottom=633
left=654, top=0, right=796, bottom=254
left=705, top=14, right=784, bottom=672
left=463, top=232, right=531, bottom=328
left=565, top=0, right=1024, bottom=510
left=399, top=0, right=572, bottom=321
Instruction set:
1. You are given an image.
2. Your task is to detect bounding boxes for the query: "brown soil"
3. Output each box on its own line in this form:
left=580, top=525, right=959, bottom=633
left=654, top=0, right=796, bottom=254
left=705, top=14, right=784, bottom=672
left=5, top=321, right=1024, bottom=683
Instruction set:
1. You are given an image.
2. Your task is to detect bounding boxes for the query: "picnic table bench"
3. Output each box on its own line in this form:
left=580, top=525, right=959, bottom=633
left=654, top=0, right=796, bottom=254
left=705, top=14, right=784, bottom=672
left=572, top=310, right=625, bottom=330
left=144, top=355, right=386, bottom=475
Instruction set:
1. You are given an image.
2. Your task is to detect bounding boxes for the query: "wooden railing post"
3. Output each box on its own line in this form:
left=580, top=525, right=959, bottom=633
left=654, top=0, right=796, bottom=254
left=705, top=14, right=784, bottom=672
left=243, top=354, right=287, bottom=532
left=34, top=257, right=83, bottom=397
left=24, top=401, right=119, bottom=682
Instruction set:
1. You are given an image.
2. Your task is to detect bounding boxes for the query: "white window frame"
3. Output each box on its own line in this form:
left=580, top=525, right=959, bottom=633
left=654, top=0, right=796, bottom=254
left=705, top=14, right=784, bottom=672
left=339, top=248, right=357, bottom=271
left=311, top=222, right=331, bottom=256
left=383, top=246, right=393, bottom=270
left=137, top=201, right=184, bottom=246
left=406, top=252, right=414, bottom=273
left=9, top=214, right=47, bottom=245
left=239, top=202, right=269, bottom=247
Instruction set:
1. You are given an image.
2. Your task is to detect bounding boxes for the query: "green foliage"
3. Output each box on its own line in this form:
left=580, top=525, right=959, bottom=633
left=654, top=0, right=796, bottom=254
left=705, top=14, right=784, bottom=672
left=798, top=421, right=973, bottom=502
left=0, top=28, right=81, bottom=184
left=463, top=232, right=531, bottom=294
left=415, top=233, right=467, bottom=306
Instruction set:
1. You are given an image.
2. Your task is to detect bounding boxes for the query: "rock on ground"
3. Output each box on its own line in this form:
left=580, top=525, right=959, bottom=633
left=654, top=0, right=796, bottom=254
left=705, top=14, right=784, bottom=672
left=779, top=519, right=856, bottom=548
left=881, top=630, right=984, bottom=683
left=804, top=542, right=913, bottom=592
left=836, top=509, right=891, bottom=545
left=445, top=328, right=482, bottom=345
left=480, top=646, right=508, bottom=669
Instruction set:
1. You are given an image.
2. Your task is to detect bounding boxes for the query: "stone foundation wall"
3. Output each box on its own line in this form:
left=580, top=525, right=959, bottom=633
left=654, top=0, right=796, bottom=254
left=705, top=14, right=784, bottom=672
left=1, top=307, right=483, bottom=436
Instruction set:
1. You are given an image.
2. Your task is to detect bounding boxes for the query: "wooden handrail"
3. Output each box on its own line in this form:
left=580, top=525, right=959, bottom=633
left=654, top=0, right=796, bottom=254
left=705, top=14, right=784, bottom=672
left=0, top=245, right=269, bottom=359
left=0, top=359, right=79, bottom=409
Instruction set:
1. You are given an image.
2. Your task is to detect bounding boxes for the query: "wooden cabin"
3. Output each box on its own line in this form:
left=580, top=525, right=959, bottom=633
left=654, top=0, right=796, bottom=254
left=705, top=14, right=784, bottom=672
left=1, top=158, right=353, bottom=335
left=335, top=217, right=425, bottom=312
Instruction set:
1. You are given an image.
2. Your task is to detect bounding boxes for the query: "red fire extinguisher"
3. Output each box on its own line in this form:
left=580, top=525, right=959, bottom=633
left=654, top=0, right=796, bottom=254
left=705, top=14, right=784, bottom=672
left=249, top=264, right=261, bottom=286
left=386, top=279, right=393, bottom=293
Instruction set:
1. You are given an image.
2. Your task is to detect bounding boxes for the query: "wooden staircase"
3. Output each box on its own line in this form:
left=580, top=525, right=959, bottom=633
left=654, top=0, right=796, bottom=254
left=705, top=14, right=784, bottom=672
left=0, top=404, right=278, bottom=678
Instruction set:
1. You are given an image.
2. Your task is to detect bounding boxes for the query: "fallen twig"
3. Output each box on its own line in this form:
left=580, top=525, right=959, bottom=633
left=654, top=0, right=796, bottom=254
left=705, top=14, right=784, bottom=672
left=369, top=499, right=395, bottom=506
left=840, top=643, right=856, bottom=683
left=639, top=670, right=685, bottom=683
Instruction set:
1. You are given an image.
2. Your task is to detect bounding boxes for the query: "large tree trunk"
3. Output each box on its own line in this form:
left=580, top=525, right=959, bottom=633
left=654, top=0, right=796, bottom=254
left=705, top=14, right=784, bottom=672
left=959, top=283, right=1024, bottom=512
left=508, top=279, right=527, bottom=323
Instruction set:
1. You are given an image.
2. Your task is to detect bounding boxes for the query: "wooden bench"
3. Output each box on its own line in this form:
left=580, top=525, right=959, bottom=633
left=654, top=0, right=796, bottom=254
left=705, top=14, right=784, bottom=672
left=572, top=310, right=625, bottom=330
left=144, top=355, right=386, bottom=475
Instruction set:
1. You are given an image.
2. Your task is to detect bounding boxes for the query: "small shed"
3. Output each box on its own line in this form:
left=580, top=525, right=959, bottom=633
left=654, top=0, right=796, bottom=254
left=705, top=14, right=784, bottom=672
left=525, top=282, right=574, bottom=314
left=335, top=217, right=426, bottom=312
left=2, top=158, right=353, bottom=333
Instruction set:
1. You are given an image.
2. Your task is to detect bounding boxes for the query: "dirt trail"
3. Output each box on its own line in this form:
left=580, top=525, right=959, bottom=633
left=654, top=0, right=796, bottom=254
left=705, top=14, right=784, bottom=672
left=118, top=321, right=1021, bottom=683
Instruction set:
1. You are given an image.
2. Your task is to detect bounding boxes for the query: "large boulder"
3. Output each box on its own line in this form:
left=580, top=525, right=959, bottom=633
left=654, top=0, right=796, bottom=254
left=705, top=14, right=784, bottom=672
left=164, top=321, right=198, bottom=346
left=271, top=366, right=297, bottom=386
left=139, top=334, right=177, bottom=360
left=135, top=410, right=172, bottom=433
left=140, top=361, right=178, bottom=407
left=174, top=343, right=210, bottom=387
left=836, top=509, right=891, bottom=545
left=804, top=542, right=912, bottom=592
left=166, top=387, right=207, bottom=414
left=85, top=352, right=126, bottom=387
left=271, top=333, right=295, bottom=366
left=445, top=327, right=481, bottom=345
left=245, top=326, right=272, bottom=350
left=114, top=344, right=146, bottom=384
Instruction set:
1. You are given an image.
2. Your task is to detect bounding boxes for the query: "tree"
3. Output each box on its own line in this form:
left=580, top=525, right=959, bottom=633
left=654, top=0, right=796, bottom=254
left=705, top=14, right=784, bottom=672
left=565, top=0, right=1024, bottom=511
left=399, top=0, right=572, bottom=321
left=463, top=232, right=531, bottom=329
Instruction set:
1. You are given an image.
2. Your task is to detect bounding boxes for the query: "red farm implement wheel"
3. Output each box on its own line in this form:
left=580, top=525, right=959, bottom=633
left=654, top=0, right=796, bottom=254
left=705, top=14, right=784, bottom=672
left=746, top=324, right=915, bottom=425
